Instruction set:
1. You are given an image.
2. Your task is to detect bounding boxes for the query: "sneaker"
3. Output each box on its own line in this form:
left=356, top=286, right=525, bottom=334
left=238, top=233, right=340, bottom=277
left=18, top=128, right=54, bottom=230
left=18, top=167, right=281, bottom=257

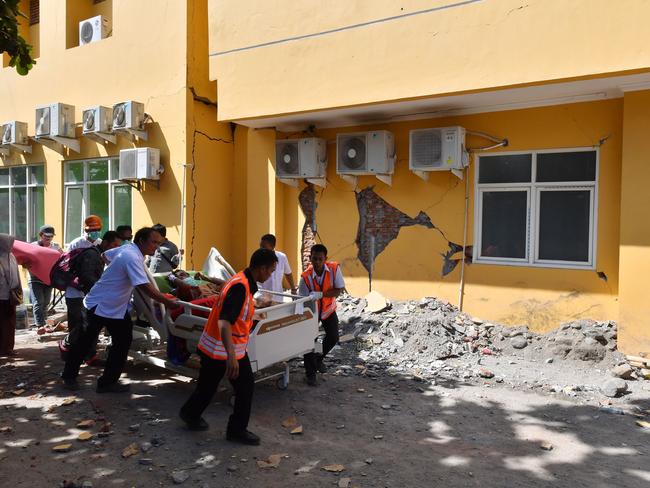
left=305, top=374, right=317, bottom=387
left=62, top=378, right=79, bottom=391
left=96, top=382, right=131, bottom=394
left=179, top=411, right=209, bottom=431
left=226, top=429, right=260, bottom=446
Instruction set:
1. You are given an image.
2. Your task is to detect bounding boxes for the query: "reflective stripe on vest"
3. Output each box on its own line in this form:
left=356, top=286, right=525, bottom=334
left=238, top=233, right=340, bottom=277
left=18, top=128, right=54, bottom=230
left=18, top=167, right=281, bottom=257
left=198, top=271, right=255, bottom=360
left=301, top=262, right=339, bottom=319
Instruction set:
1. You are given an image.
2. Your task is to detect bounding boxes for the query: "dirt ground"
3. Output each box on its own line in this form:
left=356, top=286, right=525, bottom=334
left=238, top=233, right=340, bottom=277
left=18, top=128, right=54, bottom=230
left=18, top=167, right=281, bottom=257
left=1, top=329, right=650, bottom=488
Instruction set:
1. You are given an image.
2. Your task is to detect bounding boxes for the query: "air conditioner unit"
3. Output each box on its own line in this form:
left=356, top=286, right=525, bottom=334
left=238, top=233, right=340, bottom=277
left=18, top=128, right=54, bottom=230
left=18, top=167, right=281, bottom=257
left=35, top=103, right=75, bottom=138
left=112, top=101, right=145, bottom=131
left=82, top=106, right=113, bottom=134
left=1, top=121, right=28, bottom=145
left=79, top=15, right=110, bottom=46
left=119, top=147, right=161, bottom=180
left=409, top=126, right=467, bottom=172
left=275, top=138, right=327, bottom=179
left=336, top=131, right=395, bottom=175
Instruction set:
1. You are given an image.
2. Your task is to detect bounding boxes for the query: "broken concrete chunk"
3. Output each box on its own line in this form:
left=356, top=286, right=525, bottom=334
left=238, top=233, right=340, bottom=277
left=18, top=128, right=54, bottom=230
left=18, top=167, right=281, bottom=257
left=322, top=464, right=346, bottom=473
left=76, top=420, right=95, bottom=428
left=611, top=363, right=634, bottom=379
left=171, top=470, right=190, bottom=484
left=364, top=291, right=390, bottom=313
left=257, top=453, right=287, bottom=469
left=77, top=432, right=93, bottom=441
left=601, top=378, right=628, bottom=398
left=339, top=477, right=352, bottom=488
left=540, top=441, right=554, bottom=451
left=478, top=368, right=495, bottom=379
left=290, top=425, right=303, bottom=435
left=510, top=336, right=528, bottom=349
left=52, top=443, right=73, bottom=453
left=121, top=443, right=140, bottom=458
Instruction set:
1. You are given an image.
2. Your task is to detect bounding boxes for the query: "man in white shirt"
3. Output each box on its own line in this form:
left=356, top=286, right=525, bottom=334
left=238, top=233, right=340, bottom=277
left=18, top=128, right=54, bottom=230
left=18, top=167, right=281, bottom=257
left=61, top=227, right=178, bottom=392
left=259, top=234, right=296, bottom=296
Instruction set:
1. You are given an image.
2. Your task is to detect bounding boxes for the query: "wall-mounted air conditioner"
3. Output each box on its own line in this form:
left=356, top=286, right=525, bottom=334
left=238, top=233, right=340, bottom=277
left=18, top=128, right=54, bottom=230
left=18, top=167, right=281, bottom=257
left=35, top=103, right=75, bottom=138
left=409, top=126, right=468, bottom=180
left=1, top=121, right=29, bottom=146
left=112, top=101, right=145, bottom=131
left=82, top=106, right=113, bottom=134
left=79, top=15, right=110, bottom=46
left=119, top=147, right=161, bottom=181
left=275, top=138, right=327, bottom=186
left=336, top=130, right=395, bottom=185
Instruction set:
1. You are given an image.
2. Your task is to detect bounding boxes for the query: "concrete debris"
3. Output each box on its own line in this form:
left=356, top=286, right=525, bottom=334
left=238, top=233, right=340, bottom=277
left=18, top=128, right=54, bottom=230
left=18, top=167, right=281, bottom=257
left=364, top=291, right=390, bottom=313
left=601, top=378, right=628, bottom=398
left=121, top=443, right=140, bottom=458
left=510, top=336, right=528, bottom=350
left=52, top=443, right=73, bottom=453
left=171, top=470, right=190, bottom=484
left=322, top=464, right=346, bottom=473
left=540, top=441, right=554, bottom=451
left=339, top=477, right=352, bottom=488
left=290, top=425, right=304, bottom=435
left=257, top=453, right=287, bottom=469
left=611, top=363, right=634, bottom=379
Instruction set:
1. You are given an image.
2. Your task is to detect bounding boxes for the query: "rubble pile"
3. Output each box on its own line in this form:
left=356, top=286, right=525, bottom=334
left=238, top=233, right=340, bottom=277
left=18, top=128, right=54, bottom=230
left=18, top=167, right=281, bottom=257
left=336, top=294, right=627, bottom=384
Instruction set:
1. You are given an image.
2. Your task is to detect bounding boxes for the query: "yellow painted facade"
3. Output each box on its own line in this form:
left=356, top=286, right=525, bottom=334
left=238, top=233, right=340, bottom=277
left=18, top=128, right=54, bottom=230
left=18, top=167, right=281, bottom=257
left=1, top=1, right=649, bottom=353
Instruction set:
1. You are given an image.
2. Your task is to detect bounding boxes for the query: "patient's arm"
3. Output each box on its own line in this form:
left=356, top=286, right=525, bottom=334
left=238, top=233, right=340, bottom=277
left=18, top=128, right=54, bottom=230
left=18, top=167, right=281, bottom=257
left=194, top=272, right=225, bottom=286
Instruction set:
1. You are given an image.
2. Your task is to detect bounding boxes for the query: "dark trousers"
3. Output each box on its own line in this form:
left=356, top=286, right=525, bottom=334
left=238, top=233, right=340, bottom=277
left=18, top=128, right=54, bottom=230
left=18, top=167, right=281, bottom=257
left=0, top=300, right=16, bottom=354
left=64, top=297, right=98, bottom=360
left=61, top=307, right=133, bottom=387
left=180, top=351, right=254, bottom=433
left=304, top=312, right=339, bottom=376
left=29, top=281, right=52, bottom=327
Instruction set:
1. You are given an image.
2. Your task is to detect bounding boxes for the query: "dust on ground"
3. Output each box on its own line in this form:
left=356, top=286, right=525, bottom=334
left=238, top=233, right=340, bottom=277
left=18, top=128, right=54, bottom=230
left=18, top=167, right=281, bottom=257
left=1, top=295, right=650, bottom=487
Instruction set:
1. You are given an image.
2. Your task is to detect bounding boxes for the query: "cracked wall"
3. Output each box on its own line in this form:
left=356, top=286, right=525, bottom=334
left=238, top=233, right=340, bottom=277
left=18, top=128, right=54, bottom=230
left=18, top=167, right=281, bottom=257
left=298, top=184, right=318, bottom=272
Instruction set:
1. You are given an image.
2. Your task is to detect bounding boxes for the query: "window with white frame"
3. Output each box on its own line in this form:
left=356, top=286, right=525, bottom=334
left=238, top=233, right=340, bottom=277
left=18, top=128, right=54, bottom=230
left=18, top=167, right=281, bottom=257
left=63, top=158, right=132, bottom=245
left=0, top=165, right=45, bottom=242
left=474, top=148, right=598, bottom=269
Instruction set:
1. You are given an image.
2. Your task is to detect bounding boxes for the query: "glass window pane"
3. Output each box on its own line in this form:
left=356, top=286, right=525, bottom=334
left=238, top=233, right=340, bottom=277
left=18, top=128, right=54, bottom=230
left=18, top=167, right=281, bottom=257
left=538, top=190, right=591, bottom=262
left=65, top=187, right=84, bottom=244
left=65, top=162, right=84, bottom=183
left=479, top=154, right=532, bottom=184
left=29, top=186, right=45, bottom=242
left=29, top=165, right=45, bottom=185
left=88, top=161, right=109, bottom=181
left=481, top=191, right=528, bottom=259
left=11, top=166, right=27, bottom=186
left=113, top=185, right=132, bottom=229
left=12, top=187, right=27, bottom=241
left=0, top=188, right=9, bottom=234
left=110, top=159, right=119, bottom=181
left=0, top=168, right=9, bottom=186
left=537, top=151, right=597, bottom=182
left=88, top=183, right=109, bottom=231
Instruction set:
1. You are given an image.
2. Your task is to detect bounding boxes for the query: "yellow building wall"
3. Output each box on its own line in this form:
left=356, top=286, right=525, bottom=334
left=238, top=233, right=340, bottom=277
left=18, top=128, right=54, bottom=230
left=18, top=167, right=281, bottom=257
left=208, top=0, right=650, bottom=121
left=274, top=99, right=622, bottom=332
left=0, top=0, right=189, bottom=252
left=618, top=90, right=650, bottom=355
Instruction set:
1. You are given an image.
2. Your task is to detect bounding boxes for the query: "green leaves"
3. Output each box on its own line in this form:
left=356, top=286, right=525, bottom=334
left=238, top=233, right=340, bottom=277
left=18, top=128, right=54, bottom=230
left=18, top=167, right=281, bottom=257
left=0, top=0, right=36, bottom=75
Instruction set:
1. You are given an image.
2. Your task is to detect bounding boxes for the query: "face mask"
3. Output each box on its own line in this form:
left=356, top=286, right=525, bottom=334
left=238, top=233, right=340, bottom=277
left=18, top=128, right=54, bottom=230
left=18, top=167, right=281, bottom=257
left=87, top=231, right=102, bottom=241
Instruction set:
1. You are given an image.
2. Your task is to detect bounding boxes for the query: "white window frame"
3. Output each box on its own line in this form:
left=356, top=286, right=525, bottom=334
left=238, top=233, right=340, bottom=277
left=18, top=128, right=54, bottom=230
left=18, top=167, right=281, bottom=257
left=0, top=164, right=45, bottom=242
left=473, top=147, right=599, bottom=270
left=63, top=158, right=132, bottom=245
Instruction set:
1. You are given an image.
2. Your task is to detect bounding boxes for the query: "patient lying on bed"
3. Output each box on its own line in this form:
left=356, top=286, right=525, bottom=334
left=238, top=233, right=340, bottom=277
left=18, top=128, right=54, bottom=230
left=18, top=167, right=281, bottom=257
left=165, top=271, right=225, bottom=321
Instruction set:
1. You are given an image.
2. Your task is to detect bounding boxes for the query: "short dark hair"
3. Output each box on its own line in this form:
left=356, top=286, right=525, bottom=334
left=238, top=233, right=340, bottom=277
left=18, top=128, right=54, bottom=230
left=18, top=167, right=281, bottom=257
left=134, top=227, right=161, bottom=245
left=260, top=234, right=276, bottom=247
left=151, top=223, right=167, bottom=238
left=116, top=225, right=132, bottom=235
left=249, top=248, right=279, bottom=269
left=102, top=231, right=121, bottom=245
left=310, top=244, right=328, bottom=256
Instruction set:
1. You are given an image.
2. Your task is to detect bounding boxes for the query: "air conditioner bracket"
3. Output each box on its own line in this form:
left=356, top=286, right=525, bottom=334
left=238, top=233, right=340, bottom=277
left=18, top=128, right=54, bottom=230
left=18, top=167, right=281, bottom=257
left=306, top=177, right=326, bottom=188
left=116, top=128, right=148, bottom=141
left=85, top=132, right=117, bottom=145
left=277, top=178, right=298, bottom=188
left=119, top=178, right=160, bottom=191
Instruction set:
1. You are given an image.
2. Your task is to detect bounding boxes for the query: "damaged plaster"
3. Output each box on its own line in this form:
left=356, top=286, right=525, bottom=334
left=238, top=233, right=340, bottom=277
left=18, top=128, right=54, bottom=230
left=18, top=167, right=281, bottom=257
left=298, top=184, right=318, bottom=272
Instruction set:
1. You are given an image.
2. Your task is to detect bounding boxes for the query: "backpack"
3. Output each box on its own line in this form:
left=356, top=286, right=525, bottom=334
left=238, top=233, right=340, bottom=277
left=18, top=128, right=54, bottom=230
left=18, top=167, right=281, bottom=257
left=50, top=247, right=104, bottom=294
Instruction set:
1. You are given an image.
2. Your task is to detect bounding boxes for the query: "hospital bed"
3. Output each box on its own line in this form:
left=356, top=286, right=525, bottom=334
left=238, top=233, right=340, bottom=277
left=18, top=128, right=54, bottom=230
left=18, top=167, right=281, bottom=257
left=129, top=248, right=321, bottom=389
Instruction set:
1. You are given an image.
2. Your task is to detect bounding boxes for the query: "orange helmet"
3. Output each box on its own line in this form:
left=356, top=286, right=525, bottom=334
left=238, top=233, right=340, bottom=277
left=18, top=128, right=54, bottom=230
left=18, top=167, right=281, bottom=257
left=84, top=215, right=103, bottom=231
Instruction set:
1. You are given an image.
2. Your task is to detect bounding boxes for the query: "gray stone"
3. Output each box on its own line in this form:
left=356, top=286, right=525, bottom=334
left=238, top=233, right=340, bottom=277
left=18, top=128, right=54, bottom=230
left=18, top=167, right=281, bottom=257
left=545, top=358, right=554, bottom=364
left=611, top=363, right=634, bottom=379
left=140, top=441, right=152, bottom=452
left=601, top=378, right=628, bottom=398
left=511, top=336, right=528, bottom=350
left=172, top=470, right=190, bottom=484
left=139, top=458, right=154, bottom=465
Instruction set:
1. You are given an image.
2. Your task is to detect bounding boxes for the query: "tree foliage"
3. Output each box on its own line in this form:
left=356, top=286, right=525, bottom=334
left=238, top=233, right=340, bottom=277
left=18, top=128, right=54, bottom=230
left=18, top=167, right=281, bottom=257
left=0, top=0, right=36, bottom=75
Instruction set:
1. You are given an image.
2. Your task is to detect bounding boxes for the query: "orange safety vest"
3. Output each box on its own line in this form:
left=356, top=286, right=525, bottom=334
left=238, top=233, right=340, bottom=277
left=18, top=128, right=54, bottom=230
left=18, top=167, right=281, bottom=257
left=197, top=271, right=255, bottom=360
left=301, top=261, right=340, bottom=320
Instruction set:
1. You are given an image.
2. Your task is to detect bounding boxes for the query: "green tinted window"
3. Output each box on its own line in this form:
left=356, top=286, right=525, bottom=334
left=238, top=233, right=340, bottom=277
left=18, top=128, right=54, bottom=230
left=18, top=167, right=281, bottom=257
left=0, top=189, right=9, bottom=234
left=0, top=168, right=9, bottom=186
left=29, top=165, right=45, bottom=185
left=113, top=185, right=132, bottom=228
left=89, top=183, right=109, bottom=230
left=65, top=187, right=84, bottom=244
left=12, top=187, right=27, bottom=241
left=11, top=167, right=26, bottom=186
left=29, top=186, right=45, bottom=242
left=88, top=161, right=109, bottom=181
left=66, top=162, right=84, bottom=183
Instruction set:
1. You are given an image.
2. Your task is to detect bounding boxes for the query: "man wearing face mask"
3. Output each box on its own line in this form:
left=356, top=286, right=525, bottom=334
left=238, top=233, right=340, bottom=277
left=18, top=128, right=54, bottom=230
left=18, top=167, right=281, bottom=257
left=64, top=215, right=103, bottom=362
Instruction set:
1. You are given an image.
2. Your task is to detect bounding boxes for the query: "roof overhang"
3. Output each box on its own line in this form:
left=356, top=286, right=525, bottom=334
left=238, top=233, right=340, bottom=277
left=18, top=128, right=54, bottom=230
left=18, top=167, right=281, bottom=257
left=233, top=71, right=650, bottom=132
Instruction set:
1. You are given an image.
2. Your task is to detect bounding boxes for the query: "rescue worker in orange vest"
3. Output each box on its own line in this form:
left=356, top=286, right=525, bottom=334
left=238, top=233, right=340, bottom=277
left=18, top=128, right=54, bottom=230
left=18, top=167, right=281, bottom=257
left=299, top=244, right=345, bottom=386
left=179, top=248, right=278, bottom=444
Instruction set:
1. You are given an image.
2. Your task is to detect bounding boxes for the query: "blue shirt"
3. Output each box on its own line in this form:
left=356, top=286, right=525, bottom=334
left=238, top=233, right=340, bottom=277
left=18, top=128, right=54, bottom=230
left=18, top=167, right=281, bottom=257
left=83, top=243, right=149, bottom=319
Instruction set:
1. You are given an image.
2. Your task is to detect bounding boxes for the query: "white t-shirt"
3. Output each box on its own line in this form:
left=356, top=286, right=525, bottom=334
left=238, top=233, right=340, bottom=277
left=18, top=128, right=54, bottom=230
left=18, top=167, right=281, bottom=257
left=83, top=243, right=149, bottom=319
left=259, top=250, right=292, bottom=293
left=65, top=236, right=95, bottom=299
